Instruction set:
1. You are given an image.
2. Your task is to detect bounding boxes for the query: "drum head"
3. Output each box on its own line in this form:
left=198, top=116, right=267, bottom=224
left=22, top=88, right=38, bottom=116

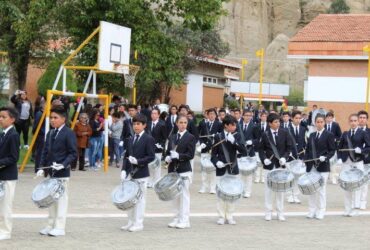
left=218, top=175, right=243, bottom=196
left=287, top=160, right=306, bottom=174
left=238, top=157, right=257, bottom=170
left=269, top=169, right=294, bottom=182
left=112, top=180, right=139, bottom=203
left=155, top=173, right=180, bottom=190
left=340, top=168, right=364, bottom=182
left=32, top=179, right=59, bottom=201
left=298, top=172, right=320, bottom=186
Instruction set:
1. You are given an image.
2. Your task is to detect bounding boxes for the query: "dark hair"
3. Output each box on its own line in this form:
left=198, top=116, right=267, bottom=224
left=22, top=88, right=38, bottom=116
left=358, top=110, right=369, bottom=119
left=159, top=111, right=168, bottom=121
left=267, top=113, right=280, bottom=124
left=207, top=108, right=217, bottom=115
left=170, top=105, right=178, bottom=110
left=282, top=111, right=291, bottom=116
left=291, top=110, right=302, bottom=118
left=112, top=112, right=121, bottom=118
left=222, top=115, right=237, bottom=126
left=0, top=106, right=19, bottom=121
left=243, top=109, right=252, bottom=115
left=132, top=114, right=147, bottom=124
left=233, top=109, right=241, bottom=113
left=315, top=114, right=326, bottom=122
left=325, top=112, right=334, bottom=118
left=112, top=95, right=120, bottom=102
left=50, top=106, right=67, bottom=118
left=349, top=113, right=358, bottom=119
left=151, top=107, right=161, bottom=115
left=176, top=114, right=188, bottom=123
left=260, top=111, right=268, bottom=116
left=90, top=108, right=100, bottom=120
left=313, top=104, right=318, bottom=108
left=178, top=104, right=188, bottom=112
left=127, top=104, right=137, bottom=110
left=219, top=109, right=226, bottom=114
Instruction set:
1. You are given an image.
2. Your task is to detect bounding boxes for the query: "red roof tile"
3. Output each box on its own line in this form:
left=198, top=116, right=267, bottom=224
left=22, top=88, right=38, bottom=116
left=291, top=14, right=370, bottom=42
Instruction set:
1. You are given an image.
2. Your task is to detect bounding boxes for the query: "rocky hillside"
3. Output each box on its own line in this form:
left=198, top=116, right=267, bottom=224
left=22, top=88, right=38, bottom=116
left=219, top=0, right=370, bottom=90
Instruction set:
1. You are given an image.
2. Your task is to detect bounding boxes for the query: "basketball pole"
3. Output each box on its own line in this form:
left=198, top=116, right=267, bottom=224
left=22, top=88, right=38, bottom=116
left=364, top=45, right=370, bottom=112
left=132, top=50, right=138, bottom=104
left=256, top=48, right=264, bottom=105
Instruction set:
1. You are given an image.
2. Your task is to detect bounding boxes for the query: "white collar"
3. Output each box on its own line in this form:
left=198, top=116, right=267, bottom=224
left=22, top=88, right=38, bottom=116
left=55, top=124, right=65, bottom=132
left=292, top=123, right=299, bottom=129
left=351, top=127, right=358, bottom=133
left=135, top=130, right=145, bottom=138
left=316, top=128, right=324, bottom=135
left=2, top=125, right=14, bottom=135
left=152, top=119, right=159, bottom=124
left=178, top=130, right=187, bottom=137
left=270, top=128, right=279, bottom=134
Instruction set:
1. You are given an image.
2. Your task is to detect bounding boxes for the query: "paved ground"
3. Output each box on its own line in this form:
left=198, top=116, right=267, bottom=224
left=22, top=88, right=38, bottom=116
left=2, top=156, right=370, bottom=249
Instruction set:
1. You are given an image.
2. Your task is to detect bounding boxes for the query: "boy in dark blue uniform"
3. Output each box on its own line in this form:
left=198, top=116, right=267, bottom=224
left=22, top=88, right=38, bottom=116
left=0, top=107, right=20, bottom=240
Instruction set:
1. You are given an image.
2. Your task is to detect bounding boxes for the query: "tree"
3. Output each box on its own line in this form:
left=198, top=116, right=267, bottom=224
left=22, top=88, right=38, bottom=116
left=327, top=0, right=350, bottom=14
left=0, top=1, right=57, bottom=98
left=56, top=0, right=229, bottom=103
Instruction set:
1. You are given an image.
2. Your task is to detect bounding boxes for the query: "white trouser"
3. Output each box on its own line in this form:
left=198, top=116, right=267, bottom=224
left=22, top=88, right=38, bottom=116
left=264, top=169, right=284, bottom=214
left=241, top=174, right=253, bottom=196
left=355, top=183, right=368, bottom=208
left=287, top=176, right=300, bottom=200
left=47, top=178, right=69, bottom=231
left=0, top=180, right=16, bottom=236
left=173, top=172, right=192, bottom=223
left=329, top=153, right=340, bottom=183
left=200, top=171, right=217, bottom=192
left=148, top=153, right=162, bottom=186
left=343, top=160, right=364, bottom=213
left=254, top=164, right=264, bottom=182
left=308, top=172, right=329, bottom=215
left=127, top=177, right=148, bottom=227
left=216, top=176, right=236, bottom=220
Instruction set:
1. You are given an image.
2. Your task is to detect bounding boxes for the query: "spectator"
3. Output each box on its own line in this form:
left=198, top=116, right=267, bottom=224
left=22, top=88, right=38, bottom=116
left=88, top=109, right=104, bottom=171
left=109, top=112, right=123, bottom=168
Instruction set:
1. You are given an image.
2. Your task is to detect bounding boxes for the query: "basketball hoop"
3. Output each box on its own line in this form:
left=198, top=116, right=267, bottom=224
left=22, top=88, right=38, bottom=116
left=113, top=64, right=140, bottom=88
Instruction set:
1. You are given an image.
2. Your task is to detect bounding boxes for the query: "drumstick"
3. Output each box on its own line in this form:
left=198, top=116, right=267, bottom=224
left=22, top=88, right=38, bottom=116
left=298, top=149, right=305, bottom=155
left=212, top=132, right=238, bottom=148
left=338, top=148, right=355, bottom=152
left=199, top=134, right=215, bottom=138
left=303, top=158, right=320, bottom=163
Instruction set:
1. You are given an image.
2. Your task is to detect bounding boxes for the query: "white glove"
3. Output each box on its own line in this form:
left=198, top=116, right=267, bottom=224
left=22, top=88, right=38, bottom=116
left=36, top=169, right=44, bottom=177
left=155, top=143, right=163, bottom=149
left=200, top=143, right=207, bottom=149
left=319, top=156, right=326, bottom=162
left=355, top=147, right=362, bottom=154
left=264, top=159, right=272, bottom=165
left=226, top=133, right=235, bottom=144
left=246, top=140, right=253, bottom=146
left=337, top=159, right=343, bottom=165
left=165, top=156, right=172, bottom=163
left=120, top=170, right=127, bottom=180
left=119, top=141, right=124, bottom=147
left=279, top=157, right=286, bottom=166
left=51, top=162, right=64, bottom=171
left=15, top=90, right=20, bottom=95
left=128, top=156, right=138, bottom=165
left=170, top=151, right=179, bottom=159
left=216, top=161, right=224, bottom=169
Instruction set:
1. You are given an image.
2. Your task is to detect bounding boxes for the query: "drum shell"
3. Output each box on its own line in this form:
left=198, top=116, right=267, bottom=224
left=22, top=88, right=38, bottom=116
left=297, top=171, right=324, bottom=195
left=32, top=179, right=65, bottom=209
left=200, top=153, right=215, bottom=173
left=112, top=180, right=143, bottom=211
left=148, top=157, right=160, bottom=169
left=267, top=169, right=295, bottom=192
left=338, top=167, right=366, bottom=192
left=238, top=156, right=258, bottom=176
left=0, top=181, right=4, bottom=201
left=216, top=175, right=244, bottom=202
left=154, top=173, right=183, bottom=201
left=286, top=160, right=306, bottom=177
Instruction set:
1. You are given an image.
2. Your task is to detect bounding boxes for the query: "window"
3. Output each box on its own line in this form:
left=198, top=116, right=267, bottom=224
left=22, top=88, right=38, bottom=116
left=203, top=76, right=219, bottom=85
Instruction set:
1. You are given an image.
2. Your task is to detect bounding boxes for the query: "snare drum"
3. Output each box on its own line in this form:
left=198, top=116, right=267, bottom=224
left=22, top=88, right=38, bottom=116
left=267, top=169, right=295, bottom=192
left=0, top=181, right=4, bottom=201
left=32, top=179, right=65, bottom=208
left=238, top=156, right=257, bottom=176
left=297, top=170, right=324, bottom=195
left=286, top=160, right=306, bottom=177
left=200, top=153, right=215, bottom=173
left=338, top=167, right=366, bottom=192
left=216, top=175, right=244, bottom=202
left=154, top=172, right=184, bottom=201
left=148, top=157, right=160, bottom=169
left=112, top=179, right=143, bottom=211
left=363, top=164, right=370, bottom=182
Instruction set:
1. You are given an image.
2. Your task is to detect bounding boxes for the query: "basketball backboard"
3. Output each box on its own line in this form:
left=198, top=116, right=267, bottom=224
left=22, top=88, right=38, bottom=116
left=98, top=21, right=131, bottom=74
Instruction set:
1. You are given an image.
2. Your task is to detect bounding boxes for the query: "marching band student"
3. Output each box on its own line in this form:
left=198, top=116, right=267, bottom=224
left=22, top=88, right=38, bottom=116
left=120, top=104, right=138, bottom=151
left=337, top=114, right=370, bottom=216
left=120, top=114, right=155, bottom=232
left=165, top=115, right=196, bottom=229
left=305, top=114, right=335, bottom=220
left=0, top=107, right=20, bottom=240
left=165, top=105, right=178, bottom=137
left=240, top=109, right=259, bottom=198
left=259, top=113, right=292, bottom=221
left=233, top=109, right=242, bottom=126
left=287, top=110, right=306, bottom=204
left=254, top=111, right=269, bottom=183
left=176, top=105, right=199, bottom=141
left=37, top=106, right=77, bottom=237
left=218, top=109, right=227, bottom=122
left=325, top=112, right=342, bottom=144
left=280, top=111, right=291, bottom=130
left=211, top=115, right=246, bottom=225
left=198, top=108, right=222, bottom=194
left=357, top=110, right=370, bottom=209
left=146, top=108, right=167, bottom=188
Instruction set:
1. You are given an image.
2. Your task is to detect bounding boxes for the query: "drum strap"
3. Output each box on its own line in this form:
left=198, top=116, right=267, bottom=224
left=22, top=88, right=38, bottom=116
left=266, top=131, right=281, bottom=160
left=346, top=134, right=356, bottom=161
left=287, top=128, right=298, bottom=159
left=311, top=136, right=319, bottom=168
left=220, top=135, right=236, bottom=173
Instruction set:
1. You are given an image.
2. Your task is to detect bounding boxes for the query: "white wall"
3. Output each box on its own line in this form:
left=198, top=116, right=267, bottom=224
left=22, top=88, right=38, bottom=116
left=186, top=73, right=203, bottom=112
left=306, top=76, right=367, bottom=103
left=230, top=81, right=290, bottom=96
